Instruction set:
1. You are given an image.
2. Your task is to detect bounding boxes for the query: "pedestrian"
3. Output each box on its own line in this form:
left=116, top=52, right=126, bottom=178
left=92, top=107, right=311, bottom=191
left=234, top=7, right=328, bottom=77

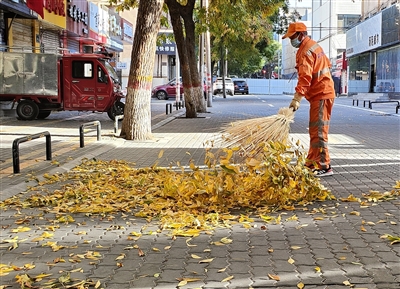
left=282, top=22, right=335, bottom=177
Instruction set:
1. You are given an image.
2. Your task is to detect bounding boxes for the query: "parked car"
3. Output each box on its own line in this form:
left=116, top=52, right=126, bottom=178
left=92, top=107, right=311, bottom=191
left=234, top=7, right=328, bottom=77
left=152, top=78, right=184, bottom=100
left=233, top=80, right=249, bottom=94
left=152, top=78, right=208, bottom=100
left=213, top=77, right=234, bottom=96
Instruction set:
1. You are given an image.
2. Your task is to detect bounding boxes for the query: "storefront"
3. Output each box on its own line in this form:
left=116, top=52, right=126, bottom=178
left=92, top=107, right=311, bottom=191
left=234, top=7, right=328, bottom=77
left=153, top=32, right=178, bottom=86
left=0, top=0, right=36, bottom=50
left=63, top=0, right=89, bottom=53
left=346, top=3, right=400, bottom=94
left=119, top=17, right=134, bottom=90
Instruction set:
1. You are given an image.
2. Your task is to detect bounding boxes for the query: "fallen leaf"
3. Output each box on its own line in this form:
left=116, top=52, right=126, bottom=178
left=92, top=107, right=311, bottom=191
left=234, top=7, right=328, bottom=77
left=350, top=211, right=360, bottom=216
left=343, top=280, right=352, bottom=286
left=218, top=267, right=227, bottom=273
left=221, top=275, right=234, bottom=282
left=199, top=258, right=214, bottom=263
left=297, top=282, right=305, bottom=289
left=268, top=274, right=280, bottom=281
left=220, top=237, right=233, bottom=244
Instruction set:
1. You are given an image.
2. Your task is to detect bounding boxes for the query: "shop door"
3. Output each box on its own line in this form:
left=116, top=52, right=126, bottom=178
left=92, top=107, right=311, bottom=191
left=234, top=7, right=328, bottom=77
left=12, top=19, right=32, bottom=51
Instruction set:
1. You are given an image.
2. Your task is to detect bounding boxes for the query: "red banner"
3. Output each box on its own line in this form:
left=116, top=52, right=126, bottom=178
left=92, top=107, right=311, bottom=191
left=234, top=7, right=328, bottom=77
left=26, top=0, right=45, bottom=19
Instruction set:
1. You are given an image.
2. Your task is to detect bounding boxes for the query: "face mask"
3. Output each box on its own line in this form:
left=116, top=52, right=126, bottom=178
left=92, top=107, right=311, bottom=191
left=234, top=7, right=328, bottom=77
left=290, top=34, right=302, bottom=48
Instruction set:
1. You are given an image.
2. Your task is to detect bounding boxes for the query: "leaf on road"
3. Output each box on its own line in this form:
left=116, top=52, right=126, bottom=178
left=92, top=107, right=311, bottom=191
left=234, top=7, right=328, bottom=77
left=268, top=274, right=280, bottom=281
left=380, top=234, right=400, bottom=245
left=199, top=258, right=214, bottom=264
left=221, top=275, right=234, bottom=282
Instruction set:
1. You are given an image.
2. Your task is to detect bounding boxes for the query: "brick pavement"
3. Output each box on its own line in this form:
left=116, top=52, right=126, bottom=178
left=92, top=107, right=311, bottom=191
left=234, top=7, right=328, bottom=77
left=0, top=94, right=399, bottom=289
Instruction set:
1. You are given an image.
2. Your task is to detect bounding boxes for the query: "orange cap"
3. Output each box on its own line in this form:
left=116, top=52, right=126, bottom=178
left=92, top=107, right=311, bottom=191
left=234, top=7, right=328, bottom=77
left=282, top=22, right=307, bottom=39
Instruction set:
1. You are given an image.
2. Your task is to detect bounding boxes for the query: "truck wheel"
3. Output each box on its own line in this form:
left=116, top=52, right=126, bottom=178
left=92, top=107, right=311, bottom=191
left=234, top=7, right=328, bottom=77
left=107, top=101, right=125, bottom=121
left=37, top=110, right=51, bottom=119
left=16, top=100, right=39, bottom=120
left=156, top=91, right=168, bottom=100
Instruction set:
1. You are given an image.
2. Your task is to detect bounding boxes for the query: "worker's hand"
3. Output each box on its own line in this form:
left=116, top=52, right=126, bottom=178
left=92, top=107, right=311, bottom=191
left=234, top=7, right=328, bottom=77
left=289, top=92, right=303, bottom=111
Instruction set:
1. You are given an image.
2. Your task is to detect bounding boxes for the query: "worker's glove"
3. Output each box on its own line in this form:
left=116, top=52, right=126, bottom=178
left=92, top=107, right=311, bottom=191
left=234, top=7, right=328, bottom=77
left=289, top=92, right=303, bottom=111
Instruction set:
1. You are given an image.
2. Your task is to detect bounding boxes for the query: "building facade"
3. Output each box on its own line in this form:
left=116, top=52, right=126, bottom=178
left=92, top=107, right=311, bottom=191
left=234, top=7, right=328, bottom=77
left=281, top=0, right=312, bottom=79
left=346, top=1, right=400, bottom=95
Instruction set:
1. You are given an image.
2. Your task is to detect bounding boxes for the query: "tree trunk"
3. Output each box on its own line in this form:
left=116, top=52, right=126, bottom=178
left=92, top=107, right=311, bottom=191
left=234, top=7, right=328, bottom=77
left=167, top=0, right=197, bottom=118
left=180, top=3, right=206, bottom=113
left=166, top=0, right=207, bottom=116
left=120, top=0, right=164, bottom=140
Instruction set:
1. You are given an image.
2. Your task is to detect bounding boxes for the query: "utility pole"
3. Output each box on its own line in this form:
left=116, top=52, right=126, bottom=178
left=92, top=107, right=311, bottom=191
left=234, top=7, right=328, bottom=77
left=204, top=0, right=212, bottom=106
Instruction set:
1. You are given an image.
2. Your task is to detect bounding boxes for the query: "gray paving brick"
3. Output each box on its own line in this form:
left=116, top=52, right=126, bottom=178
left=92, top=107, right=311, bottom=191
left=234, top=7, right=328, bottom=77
left=1, top=96, right=400, bottom=288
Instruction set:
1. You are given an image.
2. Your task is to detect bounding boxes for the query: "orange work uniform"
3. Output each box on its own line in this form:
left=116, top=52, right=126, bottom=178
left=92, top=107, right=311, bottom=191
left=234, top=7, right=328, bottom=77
left=295, top=37, right=335, bottom=170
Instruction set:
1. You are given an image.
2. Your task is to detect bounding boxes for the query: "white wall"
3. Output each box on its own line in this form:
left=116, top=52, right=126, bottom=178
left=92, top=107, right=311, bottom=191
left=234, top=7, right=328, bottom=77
left=236, top=79, right=296, bottom=95
left=281, top=21, right=311, bottom=78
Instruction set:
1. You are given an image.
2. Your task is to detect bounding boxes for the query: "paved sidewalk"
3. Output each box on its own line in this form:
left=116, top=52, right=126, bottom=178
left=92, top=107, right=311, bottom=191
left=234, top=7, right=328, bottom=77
left=0, top=95, right=399, bottom=289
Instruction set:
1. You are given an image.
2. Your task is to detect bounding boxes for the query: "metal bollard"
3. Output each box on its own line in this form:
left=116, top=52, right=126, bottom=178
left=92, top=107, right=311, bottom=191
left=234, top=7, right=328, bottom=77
left=12, top=131, right=52, bottom=174
left=79, top=121, right=101, bottom=148
left=114, top=115, right=124, bottom=134
left=166, top=103, right=172, bottom=114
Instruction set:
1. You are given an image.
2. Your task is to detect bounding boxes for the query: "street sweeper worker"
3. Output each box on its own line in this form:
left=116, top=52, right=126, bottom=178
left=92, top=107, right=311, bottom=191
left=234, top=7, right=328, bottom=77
left=283, top=22, right=335, bottom=177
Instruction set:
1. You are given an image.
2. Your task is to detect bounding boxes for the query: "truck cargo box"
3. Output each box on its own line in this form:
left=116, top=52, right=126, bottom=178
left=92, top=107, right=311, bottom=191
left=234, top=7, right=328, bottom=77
left=0, top=52, right=59, bottom=96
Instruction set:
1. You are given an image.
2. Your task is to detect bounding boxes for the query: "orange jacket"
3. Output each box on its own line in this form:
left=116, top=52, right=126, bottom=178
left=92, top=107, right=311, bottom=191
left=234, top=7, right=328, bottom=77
left=295, top=37, right=335, bottom=101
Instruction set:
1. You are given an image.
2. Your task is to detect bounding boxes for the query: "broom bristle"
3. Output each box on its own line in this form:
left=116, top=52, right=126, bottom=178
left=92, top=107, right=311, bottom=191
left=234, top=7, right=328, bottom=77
left=221, top=107, right=295, bottom=157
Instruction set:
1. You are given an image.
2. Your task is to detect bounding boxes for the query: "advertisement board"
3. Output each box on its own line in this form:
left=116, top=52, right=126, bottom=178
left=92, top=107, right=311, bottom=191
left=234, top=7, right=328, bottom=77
left=346, top=13, right=382, bottom=57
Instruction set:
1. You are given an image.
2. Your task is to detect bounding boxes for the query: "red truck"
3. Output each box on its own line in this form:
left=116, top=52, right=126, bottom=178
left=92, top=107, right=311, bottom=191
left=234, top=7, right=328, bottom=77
left=0, top=51, right=125, bottom=120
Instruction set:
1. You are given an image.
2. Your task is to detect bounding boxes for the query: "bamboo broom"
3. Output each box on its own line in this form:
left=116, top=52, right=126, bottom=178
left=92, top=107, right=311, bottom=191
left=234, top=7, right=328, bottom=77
left=221, top=107, right=295, bottom=157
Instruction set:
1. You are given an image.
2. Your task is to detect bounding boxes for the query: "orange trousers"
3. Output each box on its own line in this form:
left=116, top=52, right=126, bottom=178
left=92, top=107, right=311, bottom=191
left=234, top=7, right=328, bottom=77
left=306, top=98, right=334, bottom=170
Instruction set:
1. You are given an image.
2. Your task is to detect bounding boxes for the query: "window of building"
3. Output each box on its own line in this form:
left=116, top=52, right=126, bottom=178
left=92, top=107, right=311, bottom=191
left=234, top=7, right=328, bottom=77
left=337, top=14, right=360, bottom=32
left=376, top=46, right=399, bottom=92
left=348, top=53, right=370, bottom=81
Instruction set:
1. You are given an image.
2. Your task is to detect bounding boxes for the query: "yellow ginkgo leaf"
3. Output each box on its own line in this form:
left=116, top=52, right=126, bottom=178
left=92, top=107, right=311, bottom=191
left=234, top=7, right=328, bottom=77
left=218, top=267, right=227, bottom=272
left=115, top=254, right=126, bottom=260
left=315, top=266, right=321, bottom=273
left=291, top=246, right=302, bottom=250
left=11, top=226, right=31, bottom=233
left=350, top=211, right=360, bottom=216
left=199, top=258, right=214, bottom=263
left=220, top=237, right=232, bottom=244
left=23, top=264, right=35, bottom=270
left=268, top=274, right=280, bottom=281
left=288, top=258, right=295, bottom=264
left=221, top=275, right=234, bottom=282
left=297, top=282, right=305, bottom=289
left=191, top=254, right=202, bottom=259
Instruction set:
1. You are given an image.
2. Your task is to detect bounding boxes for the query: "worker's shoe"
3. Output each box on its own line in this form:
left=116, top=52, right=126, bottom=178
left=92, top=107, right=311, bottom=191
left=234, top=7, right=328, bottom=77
left=313, top=166, right=333, bottom=177
left=305, top=164, right=315, bottom=171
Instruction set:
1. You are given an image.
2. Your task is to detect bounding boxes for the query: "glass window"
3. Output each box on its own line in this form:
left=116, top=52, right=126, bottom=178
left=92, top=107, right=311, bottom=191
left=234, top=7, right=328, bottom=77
left=348, top=53, right=370, bottom=81
left=97, top=66, right=107, bottom=83
left=376, top=46, right=399, bottom=92
left=72, top=61, right=93, bottom=78
left=337, top=14, right=360, bottom=31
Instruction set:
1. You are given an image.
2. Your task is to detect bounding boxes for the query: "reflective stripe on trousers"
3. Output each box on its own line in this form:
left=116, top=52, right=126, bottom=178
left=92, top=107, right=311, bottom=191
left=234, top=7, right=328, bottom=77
left=306, top=98, right=334, bottom=170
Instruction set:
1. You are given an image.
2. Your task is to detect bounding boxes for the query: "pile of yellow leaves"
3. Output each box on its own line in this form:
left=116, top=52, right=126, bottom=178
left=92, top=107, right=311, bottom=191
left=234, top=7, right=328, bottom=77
left=1, top=142, right=333, bottom=235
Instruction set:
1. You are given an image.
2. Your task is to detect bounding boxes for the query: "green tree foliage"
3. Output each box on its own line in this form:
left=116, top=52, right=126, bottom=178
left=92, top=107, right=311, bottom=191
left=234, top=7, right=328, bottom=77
left=197, top=0, right=288, bottom=77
